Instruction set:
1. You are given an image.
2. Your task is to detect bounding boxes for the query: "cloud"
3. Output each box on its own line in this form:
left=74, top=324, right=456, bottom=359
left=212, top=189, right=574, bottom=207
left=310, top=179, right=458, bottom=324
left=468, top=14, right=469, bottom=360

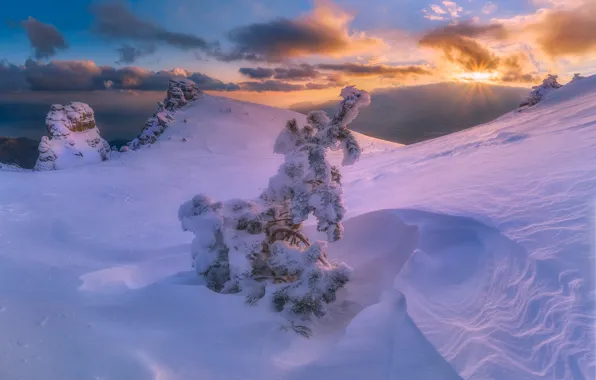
left=92, top=3, right=214, bottom=51
left=21, top=17, right=68, bottom=59
left=430, top=5, right=447, bottom=15
left=498, top=54, right=540, bottom=83
left=315, top=63, right=433, bottom=78
left=482, top=2, right=498, bottom=15
left=187, top=72, right=241, bottom=91
left=424, top=21, right=508, bottom=39
left=238, top=79, right=338, bottom=92
left=239, top=80, right=306, bottom=92
left=526, top=2, right=596, bottom=57
left=0, top=60, right=29, bottom=90
left=116, top=44, right=157, bottom=64
left=273, top=64, right=320, bottom=80
left=239, top=67, right=275, bottom=79
left=424, top=1, right=464, bottom=20
left=222, top=1, right=383, bottom=61
left=0, top=59, right=240, bottom=92
left=418, top=20, right=540, bottom=83
left=442, top=1, right=463, bottom=18
left=240, top=64, right=321, bottom=80
left=419, top=21, right=506, bottom=72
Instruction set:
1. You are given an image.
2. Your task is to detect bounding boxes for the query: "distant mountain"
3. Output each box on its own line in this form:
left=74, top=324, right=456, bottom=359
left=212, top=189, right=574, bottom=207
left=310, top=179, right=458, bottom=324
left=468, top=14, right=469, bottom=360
left=0, top=137, right=38, bottom=169
left=291, top=82, right=529, bottom=145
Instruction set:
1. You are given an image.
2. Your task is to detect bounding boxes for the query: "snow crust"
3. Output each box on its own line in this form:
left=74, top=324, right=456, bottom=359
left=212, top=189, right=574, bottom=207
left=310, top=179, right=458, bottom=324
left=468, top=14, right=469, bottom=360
left=0, top=76, right=595, bottom=379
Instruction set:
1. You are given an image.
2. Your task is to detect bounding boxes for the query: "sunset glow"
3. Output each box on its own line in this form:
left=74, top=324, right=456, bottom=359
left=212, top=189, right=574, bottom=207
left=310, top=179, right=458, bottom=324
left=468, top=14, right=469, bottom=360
left=457, top=72, right=500, bottom=82
left=0, top=0, right=595, bottom=105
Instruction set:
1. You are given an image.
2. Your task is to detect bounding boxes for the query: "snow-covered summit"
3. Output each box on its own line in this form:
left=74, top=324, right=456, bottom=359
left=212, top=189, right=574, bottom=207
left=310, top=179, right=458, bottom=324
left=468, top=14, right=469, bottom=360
left=34, top=102, right=110, bottom=170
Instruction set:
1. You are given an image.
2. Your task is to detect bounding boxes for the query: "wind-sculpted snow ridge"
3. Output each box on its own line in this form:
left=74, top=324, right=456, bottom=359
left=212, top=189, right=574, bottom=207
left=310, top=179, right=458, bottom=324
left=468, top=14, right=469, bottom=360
left=34, top=102, right=110, bottom=170
left=128, top=79, right=202, bottom=149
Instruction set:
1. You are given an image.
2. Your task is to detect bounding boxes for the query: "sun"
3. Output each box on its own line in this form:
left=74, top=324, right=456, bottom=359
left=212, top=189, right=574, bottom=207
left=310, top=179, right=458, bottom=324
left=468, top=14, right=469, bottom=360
left=456, top=71, right=499, bottom=82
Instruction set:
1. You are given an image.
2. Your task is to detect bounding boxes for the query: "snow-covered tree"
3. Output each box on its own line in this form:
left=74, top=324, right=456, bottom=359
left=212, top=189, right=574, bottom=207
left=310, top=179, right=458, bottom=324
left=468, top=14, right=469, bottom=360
left=571, top=73, right=585, bottom=83
left=520, top=74, right=563, bottom=108
left=179, top=86, right=371, bottom=330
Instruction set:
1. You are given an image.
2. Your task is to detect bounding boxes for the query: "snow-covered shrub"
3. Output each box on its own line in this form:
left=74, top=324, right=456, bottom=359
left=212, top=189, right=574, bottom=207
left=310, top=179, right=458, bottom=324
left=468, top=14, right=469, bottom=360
left=520, top=74, right=563, bottom=108
left=179, top=86, right=371, bottom=329
left=571, top=73, right=585, bottom=83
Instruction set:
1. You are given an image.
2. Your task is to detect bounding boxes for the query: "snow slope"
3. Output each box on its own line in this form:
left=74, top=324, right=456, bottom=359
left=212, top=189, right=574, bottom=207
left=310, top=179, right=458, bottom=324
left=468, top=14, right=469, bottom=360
left=0, top=78, right=595, bottom=379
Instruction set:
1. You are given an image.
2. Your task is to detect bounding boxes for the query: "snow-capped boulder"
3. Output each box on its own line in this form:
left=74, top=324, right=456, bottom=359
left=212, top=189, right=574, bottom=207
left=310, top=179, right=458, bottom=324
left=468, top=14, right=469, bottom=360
left=129, top=79, right=202, bottom=149
left=34, top=102, right=110, bottom=171
left=520, top=74, right=563, bottom=108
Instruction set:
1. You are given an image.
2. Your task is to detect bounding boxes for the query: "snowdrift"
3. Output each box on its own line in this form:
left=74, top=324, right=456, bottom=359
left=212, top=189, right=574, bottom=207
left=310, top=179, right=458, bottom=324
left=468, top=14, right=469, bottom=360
left=0, top=76, right=595, bottom=379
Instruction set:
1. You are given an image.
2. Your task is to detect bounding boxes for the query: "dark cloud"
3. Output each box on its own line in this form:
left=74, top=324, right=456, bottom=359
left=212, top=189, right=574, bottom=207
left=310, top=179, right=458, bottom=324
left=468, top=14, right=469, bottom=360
left=273, top=64, right=320, bottom=80
left=187, top=73, right=240, bottom=91
left=116, top=44, right=157, bottom=64
left=239, top=80, right=305, bottom=92
left=21, top=17, right=68, bottom=59
left=239, top=64, right=321, bottom=80
left=316, top=63, right=432, bottom=77
left=239, top=67, right=275, bottom=79
left=92, top=3, right=214, bottom=51
left=419, top=30, right=500, bottom=72
left=210, top=50, right=265, bottom=63
left=227, top=18, right=345, bottom=60
left=426, top=21, right=507, bottom=40
left=222, top=2, right=379, bottom=62
left=528, top=2, right=596, bottom=57
left=0, top=59, right=240, bottom=92
left=238, top=79, right=338, bottom=92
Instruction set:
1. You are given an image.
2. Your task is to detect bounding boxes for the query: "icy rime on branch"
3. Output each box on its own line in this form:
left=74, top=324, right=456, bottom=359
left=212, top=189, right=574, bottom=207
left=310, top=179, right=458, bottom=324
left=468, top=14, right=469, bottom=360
left=179, top=86, right=371, bottom=327
left=128, top=79, right=201, bottom=149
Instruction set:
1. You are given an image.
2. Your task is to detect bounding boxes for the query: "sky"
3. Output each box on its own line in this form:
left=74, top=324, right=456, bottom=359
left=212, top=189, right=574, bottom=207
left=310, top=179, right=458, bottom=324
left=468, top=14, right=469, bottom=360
left=1, top=0, right=596, bottom=107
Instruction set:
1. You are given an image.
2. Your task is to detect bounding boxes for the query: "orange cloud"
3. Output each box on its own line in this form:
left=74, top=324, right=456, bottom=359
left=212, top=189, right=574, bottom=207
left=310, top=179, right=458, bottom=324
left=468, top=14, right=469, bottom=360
left=526, top=2, right=596, bottom=57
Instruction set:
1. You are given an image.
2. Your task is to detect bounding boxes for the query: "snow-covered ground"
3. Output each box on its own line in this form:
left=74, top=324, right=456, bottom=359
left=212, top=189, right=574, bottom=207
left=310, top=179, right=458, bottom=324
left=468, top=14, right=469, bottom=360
left=0, top=77, right=595, bottom=379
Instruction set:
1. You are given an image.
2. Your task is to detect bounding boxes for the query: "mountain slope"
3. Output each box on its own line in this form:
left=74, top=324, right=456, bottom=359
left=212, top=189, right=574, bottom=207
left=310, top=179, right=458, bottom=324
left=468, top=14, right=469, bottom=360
left=0, top=78, right=594, bottom=379
left=292, top=82, right=528, bottom=144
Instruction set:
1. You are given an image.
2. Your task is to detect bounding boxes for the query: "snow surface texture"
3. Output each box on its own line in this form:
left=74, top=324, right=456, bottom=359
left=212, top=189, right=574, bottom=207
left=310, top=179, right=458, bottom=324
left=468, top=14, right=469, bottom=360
left=0, top=77, right=595, bottom=379
left=128, top=79, right=202, bottom=150
left=34, top=102, right=110, bottom=170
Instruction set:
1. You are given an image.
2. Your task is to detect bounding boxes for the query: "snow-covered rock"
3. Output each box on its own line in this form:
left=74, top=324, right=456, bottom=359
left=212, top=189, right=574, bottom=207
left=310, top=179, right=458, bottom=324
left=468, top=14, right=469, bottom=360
left=519, top=74, right=563, bottom=108
left=34, top=102, right=110, bottom=171
left=129, top=79, right=202, bottom=149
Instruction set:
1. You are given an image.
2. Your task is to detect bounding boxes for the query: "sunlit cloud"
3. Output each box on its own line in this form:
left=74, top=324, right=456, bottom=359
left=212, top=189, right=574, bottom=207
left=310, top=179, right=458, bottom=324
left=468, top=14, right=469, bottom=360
left=218, top=0, right=385, bottom=62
